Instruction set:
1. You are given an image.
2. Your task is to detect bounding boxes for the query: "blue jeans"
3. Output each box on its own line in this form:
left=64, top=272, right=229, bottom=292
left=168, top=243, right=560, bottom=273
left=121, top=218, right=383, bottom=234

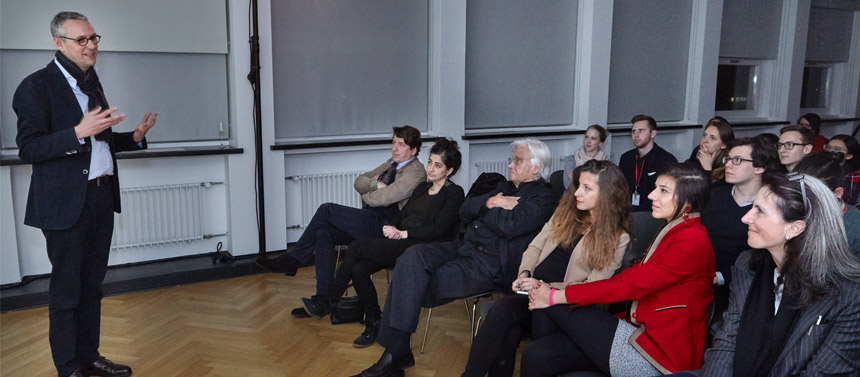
left=288, top=202, right=387, bottom=295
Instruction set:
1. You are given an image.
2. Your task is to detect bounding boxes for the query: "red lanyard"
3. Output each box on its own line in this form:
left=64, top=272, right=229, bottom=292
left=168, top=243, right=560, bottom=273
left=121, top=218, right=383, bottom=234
left=634, top=154, right=645, bottom=193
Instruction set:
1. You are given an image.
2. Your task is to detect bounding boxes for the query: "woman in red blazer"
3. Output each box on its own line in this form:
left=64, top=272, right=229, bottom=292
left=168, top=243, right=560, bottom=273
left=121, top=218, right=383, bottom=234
left=523, top=163, right=715, bottom=376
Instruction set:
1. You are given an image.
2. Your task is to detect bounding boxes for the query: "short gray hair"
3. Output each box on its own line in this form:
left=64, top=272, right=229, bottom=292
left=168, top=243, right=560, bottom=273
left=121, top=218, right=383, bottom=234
left=511, top=138, right=552, bottom=181
left=51, top=12, right=88, bottom=37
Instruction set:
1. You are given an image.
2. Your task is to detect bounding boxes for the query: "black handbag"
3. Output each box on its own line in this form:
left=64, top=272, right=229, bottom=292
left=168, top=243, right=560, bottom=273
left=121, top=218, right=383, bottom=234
left=330, top=296, right=365, bottom=325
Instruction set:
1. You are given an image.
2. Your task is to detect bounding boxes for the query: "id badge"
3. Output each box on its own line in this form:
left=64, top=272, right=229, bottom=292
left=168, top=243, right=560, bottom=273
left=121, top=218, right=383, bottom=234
left=632, top=192, right=640, bottom=206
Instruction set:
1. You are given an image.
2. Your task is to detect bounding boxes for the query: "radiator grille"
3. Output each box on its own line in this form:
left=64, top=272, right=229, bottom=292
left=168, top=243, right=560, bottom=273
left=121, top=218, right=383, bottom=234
left=286, top=171, right=364, bottom=228
left=111, top=183, right=205, bottom=250
left=473, top=157, right=565, bottom=179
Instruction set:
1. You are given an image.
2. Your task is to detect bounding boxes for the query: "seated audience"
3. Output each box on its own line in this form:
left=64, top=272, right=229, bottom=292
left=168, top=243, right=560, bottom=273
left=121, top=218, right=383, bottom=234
left=462, top=160, right=632, bottom=377
left=700, top=173, right=860, bottom=376
left=349, top=138, right=557, bottom=377
left=620, top=114, right=679, bottom=212
left=826, top=134, right=860, bottom=206
left=305, top=139, right=465, bottom=348
left=797, top=112, right=828, bottom=151
left=686, top=117, right=734, bottom=185
left=778, top=125, right=814, bottom=172
left=563, top=124, right=610, bottom=188
left=522, top=163, right=715, bottom=376
left=795, top=151, right=860, bottom=257
left=701, top=137, right=780, bottom=323
left=257, top=126, right=426, bottom=313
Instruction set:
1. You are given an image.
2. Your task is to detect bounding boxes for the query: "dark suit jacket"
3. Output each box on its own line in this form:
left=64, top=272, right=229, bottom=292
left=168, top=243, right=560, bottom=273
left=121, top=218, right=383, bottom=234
left=701, top=250, right=860, bottom=376
left=14, top=61, right=145, bottom=230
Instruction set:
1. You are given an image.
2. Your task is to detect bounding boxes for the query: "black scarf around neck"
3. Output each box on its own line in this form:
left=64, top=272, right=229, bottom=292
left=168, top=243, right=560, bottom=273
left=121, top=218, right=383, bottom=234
left=55, top=50, right=110, bottom=141
left=733, top=252, right=800, bottom=377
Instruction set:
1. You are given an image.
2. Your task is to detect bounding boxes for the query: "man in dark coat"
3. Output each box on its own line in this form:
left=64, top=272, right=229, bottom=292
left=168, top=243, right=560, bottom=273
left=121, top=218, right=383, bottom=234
left=350, top=138, right=558, bottom=377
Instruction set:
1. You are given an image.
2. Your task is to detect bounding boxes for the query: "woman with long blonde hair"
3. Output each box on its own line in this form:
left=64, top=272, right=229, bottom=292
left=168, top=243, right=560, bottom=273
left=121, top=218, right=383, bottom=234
left=461, top=159, right=631, bottom=377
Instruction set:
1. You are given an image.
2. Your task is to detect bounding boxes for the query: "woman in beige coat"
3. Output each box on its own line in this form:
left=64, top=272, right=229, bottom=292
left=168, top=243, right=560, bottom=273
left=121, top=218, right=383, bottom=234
left=461, top=159, right=632, bottom=377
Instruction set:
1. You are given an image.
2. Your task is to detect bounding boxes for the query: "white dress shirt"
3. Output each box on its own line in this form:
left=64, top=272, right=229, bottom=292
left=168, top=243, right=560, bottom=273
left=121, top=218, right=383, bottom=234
left=54, top=59, right=113, bottom=179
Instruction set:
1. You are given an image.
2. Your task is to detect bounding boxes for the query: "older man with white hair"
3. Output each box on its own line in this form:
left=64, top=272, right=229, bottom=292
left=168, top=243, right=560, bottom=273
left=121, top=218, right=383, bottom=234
left=350, top=138, right=558, bottom=377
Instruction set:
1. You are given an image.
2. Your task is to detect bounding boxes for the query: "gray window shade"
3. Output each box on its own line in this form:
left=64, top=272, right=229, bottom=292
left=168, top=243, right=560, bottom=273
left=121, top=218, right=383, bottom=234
left=806, top=7, right=855, bottom=62
left=607, top=0, right=691, bottom=124
left=464, top=0, right=577, bottom=129
left=719, top=0, right=782, bottom=59
left=1, top=50, right=229, bottom=148
left=0, top=0, right=227, bottom=54
left=271, top=1, right=429, bottom=139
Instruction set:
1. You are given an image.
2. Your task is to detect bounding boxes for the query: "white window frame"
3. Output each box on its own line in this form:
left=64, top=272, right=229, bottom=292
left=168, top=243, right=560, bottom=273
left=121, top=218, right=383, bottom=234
left=715, top=58, right=767, bottom=120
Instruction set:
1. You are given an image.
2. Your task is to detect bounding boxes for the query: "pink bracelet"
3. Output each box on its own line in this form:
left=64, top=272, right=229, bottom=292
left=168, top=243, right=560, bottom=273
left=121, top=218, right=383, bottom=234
left=549, top=288, right=556, bottom=306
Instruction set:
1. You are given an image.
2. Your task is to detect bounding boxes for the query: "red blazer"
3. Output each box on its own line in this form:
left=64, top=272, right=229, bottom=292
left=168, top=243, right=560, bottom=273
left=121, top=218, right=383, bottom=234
left=563, top=215, right=715, bottom=374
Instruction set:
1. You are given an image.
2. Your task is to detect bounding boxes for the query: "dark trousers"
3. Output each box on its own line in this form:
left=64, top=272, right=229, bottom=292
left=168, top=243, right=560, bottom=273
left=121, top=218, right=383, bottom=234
left=520, top=306, right=617, bottom=377
left=328, top=238, right=419, bottom=321
left=288, top=203, right=386, bottom=295
left=377, top=241, right=500, bottom=355
left=42, top=183, right=114, bottom=376
left=462, top=294, right=531, bottom=377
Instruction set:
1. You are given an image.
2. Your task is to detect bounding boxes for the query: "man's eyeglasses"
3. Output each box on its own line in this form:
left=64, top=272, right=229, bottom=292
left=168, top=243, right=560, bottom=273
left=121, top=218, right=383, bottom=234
left=59, top=35, right=101, bottom=46
left=722, top=156, right=755, bottom=166
left=823, top=144, right=847, bottom=154
left=787, top=173, right=809, bottom=211
left=508, top=157, right=528, bottom=166
left=777, top=141, right=809, bottom=151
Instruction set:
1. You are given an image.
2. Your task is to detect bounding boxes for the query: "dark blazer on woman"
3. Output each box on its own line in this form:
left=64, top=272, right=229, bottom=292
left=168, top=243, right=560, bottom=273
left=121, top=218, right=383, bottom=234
left=387, top=180, right=465, bottom=241
left=701, top=250, right=860, bottom=376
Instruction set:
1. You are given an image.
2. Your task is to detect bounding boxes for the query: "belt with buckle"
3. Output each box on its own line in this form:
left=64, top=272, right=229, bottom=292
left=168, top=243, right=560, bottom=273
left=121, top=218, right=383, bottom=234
left=88, top=175, right=112, bottom=187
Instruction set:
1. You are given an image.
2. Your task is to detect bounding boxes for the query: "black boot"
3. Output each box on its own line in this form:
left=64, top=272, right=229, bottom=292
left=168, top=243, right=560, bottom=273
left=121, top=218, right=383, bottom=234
left=301, top=295, right=333, bottom=318
left=353, top=318, right=380, bottom=348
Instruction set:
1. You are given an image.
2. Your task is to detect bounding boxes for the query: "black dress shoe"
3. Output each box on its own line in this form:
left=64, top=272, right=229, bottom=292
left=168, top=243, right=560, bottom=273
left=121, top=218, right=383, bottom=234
left=79, top=356, right=132, bottom=377
left=67, top=370, right=85, bottom=377
left=353, top=319, right=380, bottom=348
left=301, top=295, right=332, bottom=318
left=255, top=254, right=301, bottom=276
left=350, top=351, right=414, bottom=377
left=290, top=307, right=312, bottom=318
left=349, top=370, right=404, bottom=377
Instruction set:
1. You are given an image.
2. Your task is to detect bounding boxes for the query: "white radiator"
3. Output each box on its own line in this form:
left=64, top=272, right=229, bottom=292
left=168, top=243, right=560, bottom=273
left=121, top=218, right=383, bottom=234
left=473, top=157, right=565, bottom=179
left=286, top=171, right=364, bottom=228
left=111, top=183, right=213, bottom=250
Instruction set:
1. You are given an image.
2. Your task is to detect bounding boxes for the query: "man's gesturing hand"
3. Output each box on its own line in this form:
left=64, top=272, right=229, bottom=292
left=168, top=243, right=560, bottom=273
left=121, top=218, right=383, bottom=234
left=133, top=112, right=158, bottom=142
left=74, top=107, right=124, bottom=139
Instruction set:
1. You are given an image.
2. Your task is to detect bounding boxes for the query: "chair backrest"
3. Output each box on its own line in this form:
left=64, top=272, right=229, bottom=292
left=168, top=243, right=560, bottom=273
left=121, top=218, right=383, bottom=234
left=549, top=169, right=566, bottom=199
left=615, top=211, right=667, bottom=274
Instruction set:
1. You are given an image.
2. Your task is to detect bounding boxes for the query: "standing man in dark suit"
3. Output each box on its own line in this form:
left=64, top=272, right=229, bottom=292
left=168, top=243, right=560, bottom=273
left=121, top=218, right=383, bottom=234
left=619, top=114, right=678, bottom=212
left=14, top=12, right=157, bottom=377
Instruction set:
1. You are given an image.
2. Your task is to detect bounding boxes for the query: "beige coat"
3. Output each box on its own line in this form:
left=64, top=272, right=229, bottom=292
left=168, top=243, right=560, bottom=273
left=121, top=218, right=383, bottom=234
left=517, top=215, right=630, bottom=289
left=353, top=157, right=426, bottom=210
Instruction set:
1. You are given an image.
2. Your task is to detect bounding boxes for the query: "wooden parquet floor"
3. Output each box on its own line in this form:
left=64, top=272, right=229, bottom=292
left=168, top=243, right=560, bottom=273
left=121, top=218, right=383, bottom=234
left=1, top=267, right=521, bottom=377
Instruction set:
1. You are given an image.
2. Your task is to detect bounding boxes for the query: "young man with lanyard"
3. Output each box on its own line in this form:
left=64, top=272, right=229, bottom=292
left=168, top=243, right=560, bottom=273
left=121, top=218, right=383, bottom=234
left=618, top=114, right=678, bottom=212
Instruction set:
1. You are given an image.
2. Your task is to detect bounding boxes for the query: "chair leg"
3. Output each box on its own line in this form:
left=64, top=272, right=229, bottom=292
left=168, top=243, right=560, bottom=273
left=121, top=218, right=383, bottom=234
left=421, top=308, right=433, bottom=354
left=470, top=297, right=481, bottom=344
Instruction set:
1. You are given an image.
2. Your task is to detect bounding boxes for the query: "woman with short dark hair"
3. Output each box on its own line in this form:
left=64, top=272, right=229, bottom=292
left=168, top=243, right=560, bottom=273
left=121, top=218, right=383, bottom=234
left=301, top=138, right=465, bottom=348
left=521, top=163, right=715, bottom=376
